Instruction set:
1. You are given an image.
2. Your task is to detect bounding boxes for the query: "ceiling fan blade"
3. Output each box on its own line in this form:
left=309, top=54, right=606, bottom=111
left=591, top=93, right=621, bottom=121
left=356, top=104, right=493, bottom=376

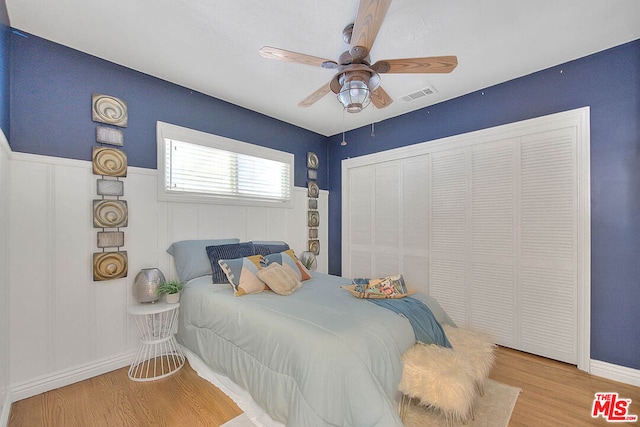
left=350, top=0, right=392, bottom=61
left=371, top=86, right=393, bottom=109
left=259, top=46, right=337, bottom=68
left=372, top=56, right=458, bottom=74
left=298, top=83, right=332, bottom=108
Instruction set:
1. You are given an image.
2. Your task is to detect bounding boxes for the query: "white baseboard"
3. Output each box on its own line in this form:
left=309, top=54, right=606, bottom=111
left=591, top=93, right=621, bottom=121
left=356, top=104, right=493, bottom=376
left=0, top=391, right=11, bottom=427
left=590, top=359, right=640, bottom=387
left=10, top=351, right=135, bottom=402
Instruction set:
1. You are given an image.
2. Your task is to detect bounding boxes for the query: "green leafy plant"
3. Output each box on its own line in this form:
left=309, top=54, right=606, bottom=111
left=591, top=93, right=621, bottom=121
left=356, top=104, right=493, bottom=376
left=300, top=252, right=317, bottom=271
left=157, top=279, right=184, bottom=295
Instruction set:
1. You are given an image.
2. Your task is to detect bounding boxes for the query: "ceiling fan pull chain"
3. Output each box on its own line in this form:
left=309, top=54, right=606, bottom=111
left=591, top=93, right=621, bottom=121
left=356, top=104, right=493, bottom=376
left=341, top=110, right=348, bottom=146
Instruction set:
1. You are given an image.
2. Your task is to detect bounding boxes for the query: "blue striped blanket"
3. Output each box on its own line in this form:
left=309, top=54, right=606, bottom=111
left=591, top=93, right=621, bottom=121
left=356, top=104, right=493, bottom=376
left=368, top=297, right=452, bottom=348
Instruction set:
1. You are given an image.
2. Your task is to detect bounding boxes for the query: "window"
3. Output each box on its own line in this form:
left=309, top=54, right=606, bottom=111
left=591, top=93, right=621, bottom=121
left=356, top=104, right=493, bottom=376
left=157, top=122, right=293, bottom=207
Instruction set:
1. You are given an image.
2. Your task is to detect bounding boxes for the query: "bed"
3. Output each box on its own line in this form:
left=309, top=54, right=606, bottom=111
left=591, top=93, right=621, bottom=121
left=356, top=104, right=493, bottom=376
left=169, top=239, right=454, bottom=427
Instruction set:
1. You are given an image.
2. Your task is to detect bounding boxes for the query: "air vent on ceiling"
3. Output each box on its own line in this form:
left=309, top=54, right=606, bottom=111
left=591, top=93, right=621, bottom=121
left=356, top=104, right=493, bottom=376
left=402, top=85, right=438, bottom=102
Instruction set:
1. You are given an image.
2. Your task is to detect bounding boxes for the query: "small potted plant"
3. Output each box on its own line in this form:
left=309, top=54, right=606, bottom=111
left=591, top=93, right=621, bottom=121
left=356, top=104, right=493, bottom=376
left=157, top=279, right=184, bottom=304
left=299, top=251, right=317, bottom=271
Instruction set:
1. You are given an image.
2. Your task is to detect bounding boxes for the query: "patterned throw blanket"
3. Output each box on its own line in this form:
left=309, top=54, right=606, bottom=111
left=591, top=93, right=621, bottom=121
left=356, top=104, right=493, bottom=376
left=368, top=297, right=452, bottom=348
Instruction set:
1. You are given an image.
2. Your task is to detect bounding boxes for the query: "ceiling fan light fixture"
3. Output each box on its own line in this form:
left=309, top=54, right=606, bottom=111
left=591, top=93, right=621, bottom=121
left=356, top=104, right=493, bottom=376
left=338, top=78, right=371, bottom=113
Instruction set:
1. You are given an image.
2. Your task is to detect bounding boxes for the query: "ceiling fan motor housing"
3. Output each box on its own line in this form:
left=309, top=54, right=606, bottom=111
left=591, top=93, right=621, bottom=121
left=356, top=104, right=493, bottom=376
left=331, top=67, right=381, bottom=93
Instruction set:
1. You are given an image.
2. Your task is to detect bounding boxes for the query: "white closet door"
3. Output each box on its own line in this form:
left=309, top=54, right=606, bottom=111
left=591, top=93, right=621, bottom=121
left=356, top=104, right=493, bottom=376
left=342, top=109, right=588, bottom=367
left=373, top=162, right=401, bottom=277
left=347, top=166, right=374, bottom=278
left=401, top=156, right=430, bottom=294
left=345, top=157, right=428, bottom=284
left=519, top=127, right=577, bottom=363
left=470, top=139, right=517, bottom=346
left=429, top=148, right=468, bottom=325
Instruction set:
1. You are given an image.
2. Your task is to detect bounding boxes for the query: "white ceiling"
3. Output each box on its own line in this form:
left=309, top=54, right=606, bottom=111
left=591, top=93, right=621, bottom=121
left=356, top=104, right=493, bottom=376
left=6, top=0, right=640, bottom=136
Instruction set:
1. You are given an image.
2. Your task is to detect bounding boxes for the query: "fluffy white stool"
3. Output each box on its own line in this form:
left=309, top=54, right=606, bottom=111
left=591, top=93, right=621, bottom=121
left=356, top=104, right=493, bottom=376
left=398, top=343, right=477, bottom=425
left=443, top=325, right=496, bottom=396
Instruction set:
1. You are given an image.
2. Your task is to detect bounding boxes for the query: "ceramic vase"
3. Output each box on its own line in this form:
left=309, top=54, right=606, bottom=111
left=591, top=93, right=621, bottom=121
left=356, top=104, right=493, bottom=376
left=133, top=268, right=165, bottom=303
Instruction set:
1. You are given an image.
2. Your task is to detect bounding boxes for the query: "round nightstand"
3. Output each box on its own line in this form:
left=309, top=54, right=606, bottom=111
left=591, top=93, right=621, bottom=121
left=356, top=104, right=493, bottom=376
left=127, top=301, right=185, bottom=381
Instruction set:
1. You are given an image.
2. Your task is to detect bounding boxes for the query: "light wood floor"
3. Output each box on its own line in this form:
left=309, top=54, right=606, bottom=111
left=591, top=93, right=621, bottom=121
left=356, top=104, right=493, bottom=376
left=8, top=347, right=640, bottom=426
left=491, top=347, right=639, bottom=426
left=8, top=360, right=242, bottom=427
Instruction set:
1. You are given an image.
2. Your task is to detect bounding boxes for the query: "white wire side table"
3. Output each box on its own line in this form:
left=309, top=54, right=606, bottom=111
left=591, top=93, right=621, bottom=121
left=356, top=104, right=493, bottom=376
left=127, top=302, right=185, bottom=381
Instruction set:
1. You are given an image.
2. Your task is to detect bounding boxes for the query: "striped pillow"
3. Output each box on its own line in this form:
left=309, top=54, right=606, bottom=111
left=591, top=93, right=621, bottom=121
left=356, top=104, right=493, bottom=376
left=206, top=242, right=255, bottom=284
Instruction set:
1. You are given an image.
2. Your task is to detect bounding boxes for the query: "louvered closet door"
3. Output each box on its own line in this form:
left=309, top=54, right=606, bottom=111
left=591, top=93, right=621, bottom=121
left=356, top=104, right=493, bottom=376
left=346, top=162, right=403, bottom=278
left=519, top=128, right=577, bottom=364
left=343, top=110, right=586, bottom=366
left=428, top=141, right=520, bottom=347
left=470, top=139, right=517, bottom=347
left=401, top=156, right=430, bottom=292
left=373, top=162, right=401, bottom=277
left=345, top=156, right=430, bottom=287
left=348, top=166, right=374, bottom=278
left=430, top=148, right=468, bottom=324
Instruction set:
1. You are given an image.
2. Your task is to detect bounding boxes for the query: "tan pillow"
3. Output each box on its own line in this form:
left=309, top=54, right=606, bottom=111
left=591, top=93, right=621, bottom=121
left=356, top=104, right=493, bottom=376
left=257, top=263, right=301, bottom=296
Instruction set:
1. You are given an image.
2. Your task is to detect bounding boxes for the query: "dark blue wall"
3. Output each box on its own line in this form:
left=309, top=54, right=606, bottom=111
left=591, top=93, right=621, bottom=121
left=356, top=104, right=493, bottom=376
left=0, top=0, right=9, bottom=137
left=327, top=40, right=640, bottom=370
left=9, top=26, right=640, bottom=371
left=9, top=31, right=327, bottom=189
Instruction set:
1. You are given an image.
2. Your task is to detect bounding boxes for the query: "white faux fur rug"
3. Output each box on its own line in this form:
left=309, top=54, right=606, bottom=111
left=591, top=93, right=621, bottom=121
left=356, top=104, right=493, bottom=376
left=220, top=379, right=520, bottom=427
left=404, top=379, right=521, bottom=427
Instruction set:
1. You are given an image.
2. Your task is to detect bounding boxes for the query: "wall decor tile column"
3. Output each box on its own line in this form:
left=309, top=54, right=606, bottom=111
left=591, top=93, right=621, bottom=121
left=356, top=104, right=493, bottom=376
left=91, top=94, right=129, bottom=281
left=307, top=152, right=320, bottom=255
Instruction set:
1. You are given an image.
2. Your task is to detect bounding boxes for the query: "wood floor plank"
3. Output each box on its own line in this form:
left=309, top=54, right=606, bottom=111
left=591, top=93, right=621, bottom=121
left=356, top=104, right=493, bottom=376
left=8, top=347, right=640, bottom=426
left=490, top=347, right=640, bottom=426
left=9, top=360, right=242, bottom=427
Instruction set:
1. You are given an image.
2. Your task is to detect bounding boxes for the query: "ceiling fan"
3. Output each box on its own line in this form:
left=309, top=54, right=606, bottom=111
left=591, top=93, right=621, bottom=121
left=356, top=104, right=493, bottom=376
left=259, top=0, right=458, bottom=113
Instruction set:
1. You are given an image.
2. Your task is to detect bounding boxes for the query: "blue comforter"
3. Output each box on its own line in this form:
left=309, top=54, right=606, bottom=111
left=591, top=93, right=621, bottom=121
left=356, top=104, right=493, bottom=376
left=178, top=273, right=417, bottom=426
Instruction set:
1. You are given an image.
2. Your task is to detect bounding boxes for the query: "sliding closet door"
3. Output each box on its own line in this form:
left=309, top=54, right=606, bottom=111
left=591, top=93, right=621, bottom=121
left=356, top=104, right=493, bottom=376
left=342, top=108, right=588, bottom=366
left=347, top=166, right=374, bottom=278
left=429, top=130, right=578, bottom=361
left=373, top=162, right=401, bottom=277
left=344, top=155, right=430, bottom=287
left=401, top=156, right=430, bottom=291
left=519, top=128, right=577, bottom=363
left=430, top=148, right=468, bottom=324
left=469, top=140, right=517, bottom=346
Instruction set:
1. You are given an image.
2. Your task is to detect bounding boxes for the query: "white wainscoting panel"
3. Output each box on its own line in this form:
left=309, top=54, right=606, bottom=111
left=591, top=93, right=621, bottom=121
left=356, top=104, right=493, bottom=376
left=0, top=131, right=11, bottom=426
left=8, top=152, right=327, bottom=401
left=10, top=158, right=53, bottom=383
left=51, top=165, right=95, bottom=370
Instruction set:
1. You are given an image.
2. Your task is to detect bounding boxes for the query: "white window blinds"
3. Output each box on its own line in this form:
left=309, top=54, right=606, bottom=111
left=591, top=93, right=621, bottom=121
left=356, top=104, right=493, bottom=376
left=157, top=122, right=293, bottom=206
